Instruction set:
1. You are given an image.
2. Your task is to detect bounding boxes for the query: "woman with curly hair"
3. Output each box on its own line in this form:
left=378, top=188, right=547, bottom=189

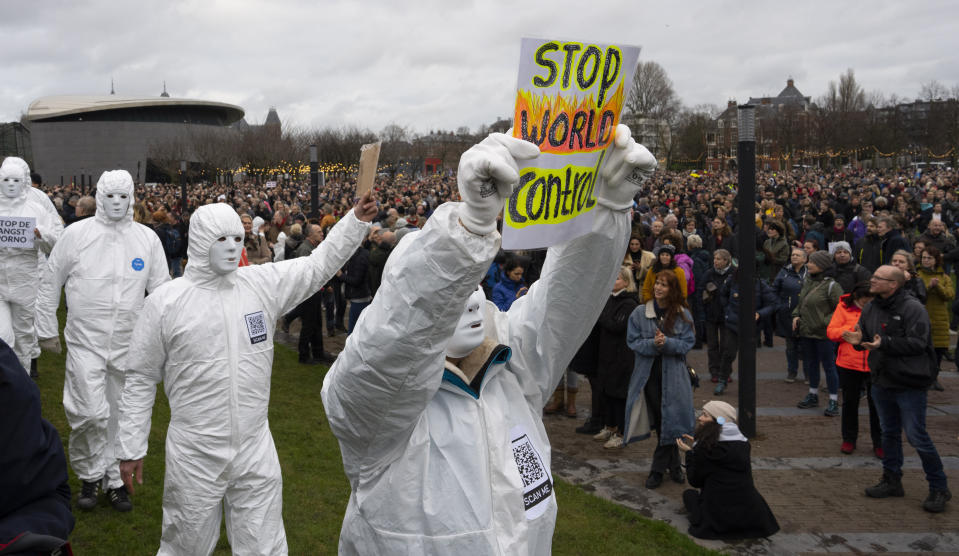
left=624, top=270, right=696, bottom=489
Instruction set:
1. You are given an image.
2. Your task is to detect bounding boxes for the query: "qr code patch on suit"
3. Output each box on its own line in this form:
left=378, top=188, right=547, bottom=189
left=512, top=438, right=545, bottom=487
left=244, top=311, right=268, bottom=344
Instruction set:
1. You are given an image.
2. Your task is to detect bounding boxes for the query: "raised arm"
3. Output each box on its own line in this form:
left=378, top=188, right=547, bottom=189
left=490, top=125, right=657, bottom=409
left=322, top=134, right=538, bottom=479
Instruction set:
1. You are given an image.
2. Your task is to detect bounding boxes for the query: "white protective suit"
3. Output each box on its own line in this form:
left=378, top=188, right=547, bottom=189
left=117, top=203, right=369, bottom=555
left=35, top=170, right=168, bottom=490
left=321, top=127, right=650, bottom=554
left=0, top=157, right=63, bottom=371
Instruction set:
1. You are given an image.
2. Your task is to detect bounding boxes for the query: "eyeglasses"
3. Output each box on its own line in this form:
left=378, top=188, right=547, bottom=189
left=870, top=275, right=896, bottom=283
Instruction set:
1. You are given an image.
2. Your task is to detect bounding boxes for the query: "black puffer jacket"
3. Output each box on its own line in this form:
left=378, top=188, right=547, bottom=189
left=857, top=288, right=936, bottom=389
left=702, top=265, right=734, bottom=324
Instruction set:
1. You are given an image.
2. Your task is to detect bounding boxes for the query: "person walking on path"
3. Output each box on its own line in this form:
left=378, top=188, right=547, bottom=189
left=843, top=265, right=951, bottom=513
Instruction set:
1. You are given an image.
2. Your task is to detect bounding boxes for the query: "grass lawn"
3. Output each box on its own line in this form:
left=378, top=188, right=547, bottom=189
left=35, top=318, right=716, bottom=555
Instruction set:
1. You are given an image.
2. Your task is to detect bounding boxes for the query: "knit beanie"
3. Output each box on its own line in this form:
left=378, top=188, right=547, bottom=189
left=809, top=250, right=833, bottom=270
left=829, top=241, right=851, bottom=255
left=703, top=401, right=737, bottom=424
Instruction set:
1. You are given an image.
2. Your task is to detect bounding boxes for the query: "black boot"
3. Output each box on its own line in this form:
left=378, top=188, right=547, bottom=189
left=30, top=358, right=39, bottom=379
left=865, top=471, right=905, bottom=498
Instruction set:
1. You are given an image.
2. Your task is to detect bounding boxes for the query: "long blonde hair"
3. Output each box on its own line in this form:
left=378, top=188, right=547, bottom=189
left=618, top=265, right=637, bottom=293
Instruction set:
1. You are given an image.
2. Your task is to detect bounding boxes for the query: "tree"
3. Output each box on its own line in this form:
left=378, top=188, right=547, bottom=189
left=625, top=61, right=680, bottom=120
left=814, top=68, right=867, bottom=164
left=624, top=60, right=682, bottom=165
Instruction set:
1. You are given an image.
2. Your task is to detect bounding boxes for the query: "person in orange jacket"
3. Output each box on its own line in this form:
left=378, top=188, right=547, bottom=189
left=826, top=280, right=882, bottom=458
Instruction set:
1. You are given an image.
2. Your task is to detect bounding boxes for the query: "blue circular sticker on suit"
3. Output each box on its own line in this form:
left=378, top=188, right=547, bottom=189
left=131, top=258, right=145, bottom=271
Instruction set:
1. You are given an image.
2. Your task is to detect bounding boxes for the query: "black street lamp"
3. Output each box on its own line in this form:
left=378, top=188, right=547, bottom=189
left=736, top=104, right=757, bottom=438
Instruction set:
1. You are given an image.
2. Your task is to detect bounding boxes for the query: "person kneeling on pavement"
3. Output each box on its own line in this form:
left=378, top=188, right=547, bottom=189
left=676, top=401, right=779, bottom=540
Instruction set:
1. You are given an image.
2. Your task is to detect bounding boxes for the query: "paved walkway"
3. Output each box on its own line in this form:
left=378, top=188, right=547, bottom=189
left=284, top=321, right=959, bottom=554
left=545, top=340, right=959, bottom=555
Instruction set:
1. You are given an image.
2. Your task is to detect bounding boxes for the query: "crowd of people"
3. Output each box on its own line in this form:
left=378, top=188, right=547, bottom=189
left=3, top=141, right=956, bottom=553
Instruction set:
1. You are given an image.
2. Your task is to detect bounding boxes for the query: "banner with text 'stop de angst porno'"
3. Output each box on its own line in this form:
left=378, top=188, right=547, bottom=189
left=503, top=38, right=640, bottom=250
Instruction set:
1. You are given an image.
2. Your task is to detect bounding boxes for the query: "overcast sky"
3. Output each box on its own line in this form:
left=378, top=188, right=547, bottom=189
left=3, top=0, right=956, bottom=135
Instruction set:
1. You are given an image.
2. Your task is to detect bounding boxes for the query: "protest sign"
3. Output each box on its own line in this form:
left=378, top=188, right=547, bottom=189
left=504, top=38, right=640, bottom=250
left=265, top=181, right=277, bottom=189
left=0, top=216, right=36, bottom=249
left=356, top=141, right=382, bottom=197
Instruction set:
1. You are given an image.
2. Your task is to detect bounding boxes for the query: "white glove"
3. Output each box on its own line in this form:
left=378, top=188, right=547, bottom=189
left=596, top=124, right=657, bottom=211
left=457, top=133, right=540, bottom=235
left=39, top=336, right=61, bottom=354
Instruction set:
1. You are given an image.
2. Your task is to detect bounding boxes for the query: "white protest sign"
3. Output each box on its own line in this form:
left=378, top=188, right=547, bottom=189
left=503, top=38, right=640, bottom=250
left=265, top=181, right=277, bottom=189
left=0, top=216, right=36, bottom=248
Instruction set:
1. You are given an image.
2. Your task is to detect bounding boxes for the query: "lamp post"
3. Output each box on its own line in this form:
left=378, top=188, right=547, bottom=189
left=179, top=160, right=187, bottom=213
left=736, top=104, right=757, bottom=438
left=309, top=145, right=319, bottom=218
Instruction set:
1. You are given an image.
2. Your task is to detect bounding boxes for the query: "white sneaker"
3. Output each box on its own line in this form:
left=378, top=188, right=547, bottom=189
left=603, top=433, right=624, bottom=449
left=592, top=426, right=613, bottom=442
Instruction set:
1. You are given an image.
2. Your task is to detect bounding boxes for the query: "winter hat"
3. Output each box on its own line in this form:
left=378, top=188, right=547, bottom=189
left=829, top=241, right=851, bottom=255
left=703, top=401, right=737, bottom=424
left=654, top=243, right=676, bottom=256
left=809, top=250, right=833, bottom=270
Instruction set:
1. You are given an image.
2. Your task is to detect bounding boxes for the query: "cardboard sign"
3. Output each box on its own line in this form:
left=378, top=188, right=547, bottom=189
left=0, top=216, right=36, bottom=249
left=504, top=38, right=640, bottom=250
left=356, top=141, right=382, bottom=197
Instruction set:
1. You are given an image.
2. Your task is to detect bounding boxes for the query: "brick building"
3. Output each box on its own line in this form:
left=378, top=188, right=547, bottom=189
left=705, top=79, right=812, bottom=172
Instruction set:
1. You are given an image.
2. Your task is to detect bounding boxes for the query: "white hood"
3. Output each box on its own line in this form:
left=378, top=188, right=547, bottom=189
left=0, top=157, right=31, bottom=209
left=94, top=170, right=136, bottom=224
left=183, top=203, right=244, bottom=286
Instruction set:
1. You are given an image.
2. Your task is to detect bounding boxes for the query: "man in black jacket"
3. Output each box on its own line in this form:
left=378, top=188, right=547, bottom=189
left=843, top=265, right=951, bottom=513
left=876, top=216, right=911, bottom=266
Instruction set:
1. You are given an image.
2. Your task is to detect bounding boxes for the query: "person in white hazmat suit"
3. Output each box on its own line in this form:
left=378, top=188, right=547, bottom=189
left=321, top=124, right=656, bottom=554
left=0, top=157, right=63, bottom=374
left=36, top=169, right=169, bottom=512
left=115, top=193, right=376, bottom=555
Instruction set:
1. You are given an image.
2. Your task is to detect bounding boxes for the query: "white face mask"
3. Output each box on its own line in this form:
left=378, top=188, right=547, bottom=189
left=104, top=192, right=130, bottom=221
left=447, top=287, right=487, bottom=359
left=208, top=235, right=243, bottom=275
left=0, top=170, right=24, bottom=199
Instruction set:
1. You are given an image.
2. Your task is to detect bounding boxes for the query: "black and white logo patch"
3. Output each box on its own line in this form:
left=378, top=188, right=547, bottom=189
left=244, top=311, right=268, bottom=344
left=510, top=425, right=553, bottom=519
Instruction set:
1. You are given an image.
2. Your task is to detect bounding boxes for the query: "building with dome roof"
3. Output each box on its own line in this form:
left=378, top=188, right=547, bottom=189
left=24, top=89, right=244, bottom=185
left=704, top=78, right=813, bottom=172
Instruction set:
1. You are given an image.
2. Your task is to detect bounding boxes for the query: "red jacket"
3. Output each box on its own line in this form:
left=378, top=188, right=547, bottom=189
left=826, top=294, right=869, bottom=372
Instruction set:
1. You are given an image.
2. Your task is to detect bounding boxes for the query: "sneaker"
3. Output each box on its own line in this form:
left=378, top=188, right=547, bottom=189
left=874, top=447, right=885, bottom=460
left=669, top=466, right=685, bottom=484
left=824, top=400, right=840, bottom=417
left=645, top=471, right=663, bottom=489
left=603, top=433, right=624, bottom=449
left=77, top=480, right=100, bottom=510
left=592, top=427, right=613, bottom=442
left=865, top=472, right=905, bottom=498
left=107, top=486, right=133, bottom=512
left=784, top=373, right=797, bottom=384
left=575, top=418, right=604, bottom=435
left=713, top=381, right=727, bottom=396
left=841, top=441, right=855, bottom=454
left=922, top=489, right=952, bottom=513
left=797, top=393, right=819, bottom=409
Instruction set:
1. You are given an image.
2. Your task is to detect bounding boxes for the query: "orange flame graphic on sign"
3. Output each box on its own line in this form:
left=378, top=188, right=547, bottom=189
left=513, top=82, right=624, bottom=155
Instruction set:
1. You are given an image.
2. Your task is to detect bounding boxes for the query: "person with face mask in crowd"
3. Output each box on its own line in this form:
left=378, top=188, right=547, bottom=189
left=321, top=125, right=656, bottom=554
left=0, top=157, right=63, bottom=377
left=36, top=170, right=169, bottom=513
left=115, top=193, right=375, bottom=555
